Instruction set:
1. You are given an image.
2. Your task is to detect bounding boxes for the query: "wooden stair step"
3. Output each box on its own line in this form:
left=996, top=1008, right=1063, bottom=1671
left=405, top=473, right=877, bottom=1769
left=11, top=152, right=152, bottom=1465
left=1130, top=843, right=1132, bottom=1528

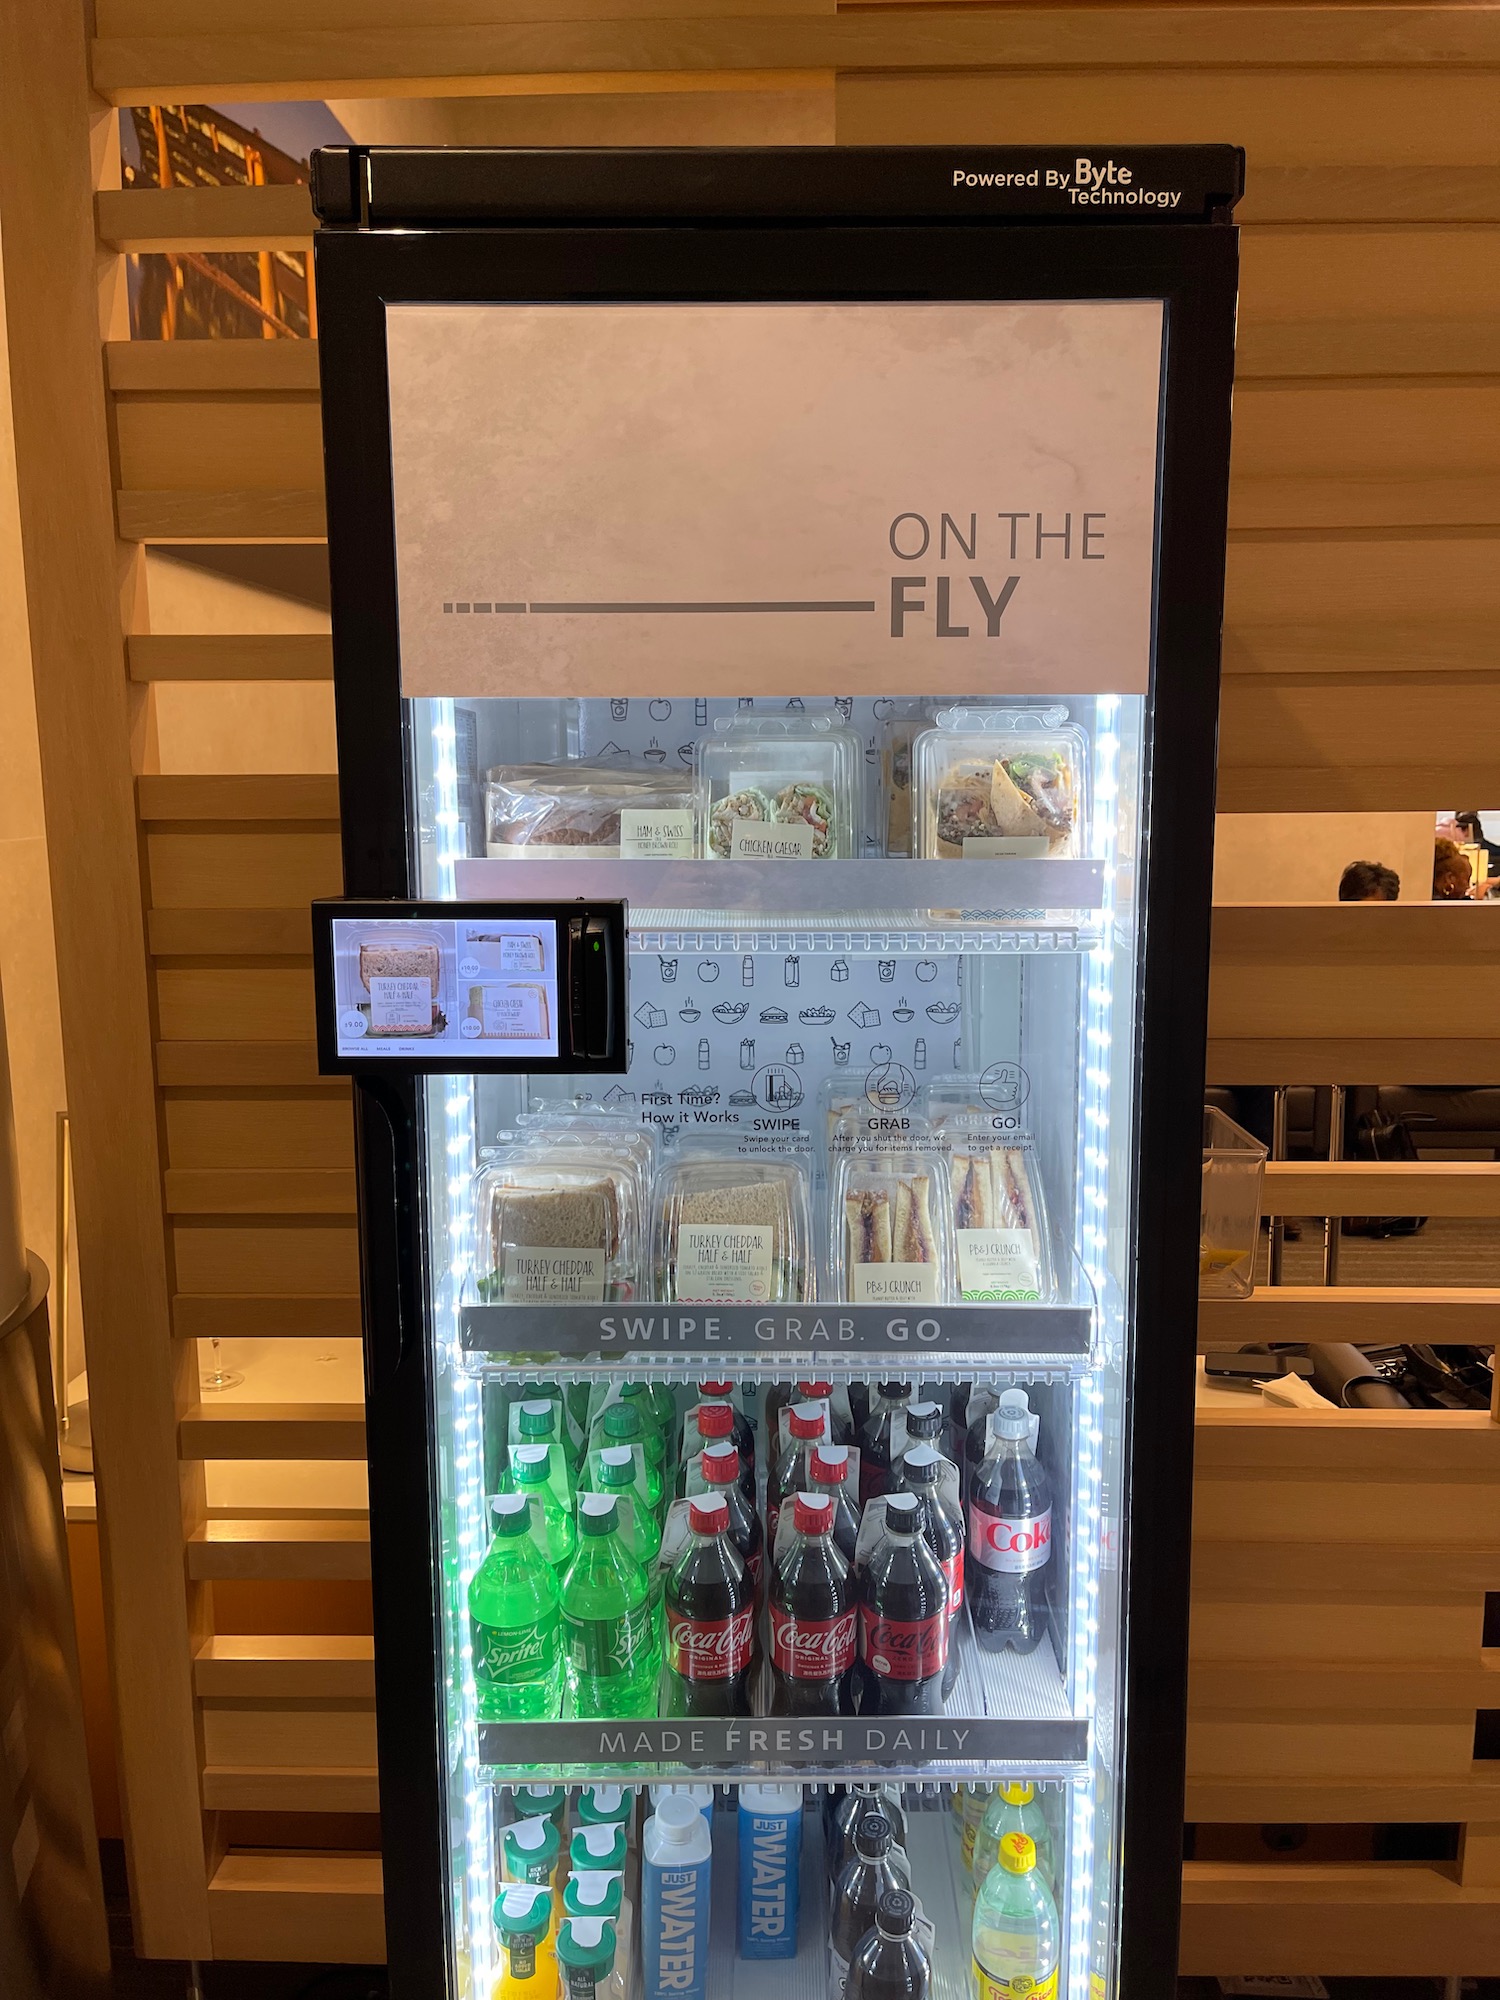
left=195, top=1635, right=374, bottom=1700
left=129, top=633, right=333, bottom=682
left=138, top=773, right=339, bottom=822
left=207, top=1852, right=384, bottom=1964
left=107, top=340, right=321, bottom=393
left=1199, top=1286, right=1500, bottom=1348
left=187, top=1518, right=370, bottom=1581
left=1262, top=1159, right=1500, bottom=1217
left=180, top=1405, right=366, bottom=1462
left=173, top=1294, right=361, bottom=1340
left=165, top=1168, right=356, bottom=1216
left=96, top=184, right=313, bottom=252
left=201, top=1766, right=380, bottom=1814
left=149, top=907, right=314, bottom=955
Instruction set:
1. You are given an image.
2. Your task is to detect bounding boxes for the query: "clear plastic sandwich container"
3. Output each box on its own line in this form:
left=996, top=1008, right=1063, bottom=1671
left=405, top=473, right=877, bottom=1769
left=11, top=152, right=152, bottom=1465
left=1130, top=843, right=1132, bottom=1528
left=830, top=1145, right=954, bottom=1306
left=911, top=706, right=1088, bottom=860
left=935, top=1119, right=1055, bottom=1303
left=655, top=1145, right=812, bottom=1304
left=349, top=923, right=447, bottom=1039
left=695, top=713, right=862, bottom=861
left=474, top=1144, right=643, bottom=1305
left=484, top=763, right=694, bottom=859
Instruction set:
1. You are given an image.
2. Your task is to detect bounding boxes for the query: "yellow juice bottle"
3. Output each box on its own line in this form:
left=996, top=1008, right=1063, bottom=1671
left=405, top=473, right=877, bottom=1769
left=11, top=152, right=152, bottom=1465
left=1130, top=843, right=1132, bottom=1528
left=493, top=1882, right=557, bottom=1998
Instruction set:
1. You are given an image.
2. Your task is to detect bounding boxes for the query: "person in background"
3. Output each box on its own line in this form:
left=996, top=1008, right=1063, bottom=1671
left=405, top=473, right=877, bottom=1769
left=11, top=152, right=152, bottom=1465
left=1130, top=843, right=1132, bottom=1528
left=1433, top=837, right=1474, bottom=901
left=1338, top=860, right=1400, bottom=902
left=1455, top=811, right=1500, bottom=881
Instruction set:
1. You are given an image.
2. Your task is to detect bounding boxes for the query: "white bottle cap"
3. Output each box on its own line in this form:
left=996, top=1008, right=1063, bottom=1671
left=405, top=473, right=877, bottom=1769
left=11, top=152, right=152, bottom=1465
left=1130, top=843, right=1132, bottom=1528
left=656, top=1796, right=705, bottom=1842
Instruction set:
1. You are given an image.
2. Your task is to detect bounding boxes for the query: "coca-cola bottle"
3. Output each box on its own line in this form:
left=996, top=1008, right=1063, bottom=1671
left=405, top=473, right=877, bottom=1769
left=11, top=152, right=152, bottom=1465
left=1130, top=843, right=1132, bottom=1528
left=828, top=1817, right=912, bottom=2000
left=676, top=1401, right=755, bottom=1502
left=809, top=1444, right=861, bottom=1565
left=664, top=1493, right=755, bottom=1715
left=968, top=1393, right=1052, bottom=1654
left=856, top=1491, right=948, bottom=1715
left=858, top=1383, right=912, bottom=1504
left=699, top=1442, right=763, bottom=1597
left=766, top=1401, right=827, bottom=1547
left=697, top=1381, right=756, bottom=1470
left=897, top=1445, right=964, bottom=1698
left=768, top=1493, right=856, bottom=1716
left=792, top=1380, right=853, bottom=1446
left=891, top=1399, right=944, bottom=1485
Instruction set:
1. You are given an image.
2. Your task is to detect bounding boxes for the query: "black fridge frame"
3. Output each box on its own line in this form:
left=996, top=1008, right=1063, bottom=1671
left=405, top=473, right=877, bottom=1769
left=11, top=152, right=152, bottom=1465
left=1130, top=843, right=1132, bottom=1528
left=311, top=148, right=1238, bottom=2000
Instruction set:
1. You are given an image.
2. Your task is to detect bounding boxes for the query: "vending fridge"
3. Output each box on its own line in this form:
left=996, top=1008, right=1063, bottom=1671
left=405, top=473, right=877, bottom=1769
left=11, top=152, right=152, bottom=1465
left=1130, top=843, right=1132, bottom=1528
left=308, top=145, right=1241, bottom=2000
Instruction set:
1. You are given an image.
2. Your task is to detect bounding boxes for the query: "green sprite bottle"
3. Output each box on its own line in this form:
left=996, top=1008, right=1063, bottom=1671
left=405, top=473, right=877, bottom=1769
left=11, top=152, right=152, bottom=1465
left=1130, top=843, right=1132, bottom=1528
left=622, top=1381, right=676, bottom=1467
left=509, top=1445, right=579, bottom=1574
left=515, top=1402, right=576, bottom=1508
left=587, top=1405, right=665, bottom=1515
left=972, top=1831, right=1060, bottom=2000
left=469, top=1495, right=563, bottom=1721
left=560, top=1494, right=660, bottom=1718
left=592, top=1447, right=663, bottom=1568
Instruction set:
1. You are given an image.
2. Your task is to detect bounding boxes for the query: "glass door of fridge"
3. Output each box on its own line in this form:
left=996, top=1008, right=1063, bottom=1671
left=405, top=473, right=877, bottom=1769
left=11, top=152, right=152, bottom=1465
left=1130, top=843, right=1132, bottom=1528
left=407, top=681, right=1142, bottom=2000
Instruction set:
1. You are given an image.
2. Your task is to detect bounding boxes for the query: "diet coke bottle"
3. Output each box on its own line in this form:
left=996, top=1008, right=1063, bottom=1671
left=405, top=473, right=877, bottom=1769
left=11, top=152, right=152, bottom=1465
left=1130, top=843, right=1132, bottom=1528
left=664, top=1494, right=755, bottom=1714
left=769, top=1493, right=856, bottom=1716
left=968, top=1393, right=1052, bottom=1654
left=856, top=1490, right=948, bottom=1715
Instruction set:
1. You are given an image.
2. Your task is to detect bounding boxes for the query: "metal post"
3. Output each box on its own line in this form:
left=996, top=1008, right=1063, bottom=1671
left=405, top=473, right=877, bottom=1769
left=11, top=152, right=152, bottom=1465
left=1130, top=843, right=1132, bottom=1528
left=1268, top=1086, right=1288, bottom=1286
left=1322, top=1084, right=1347, bottom=1286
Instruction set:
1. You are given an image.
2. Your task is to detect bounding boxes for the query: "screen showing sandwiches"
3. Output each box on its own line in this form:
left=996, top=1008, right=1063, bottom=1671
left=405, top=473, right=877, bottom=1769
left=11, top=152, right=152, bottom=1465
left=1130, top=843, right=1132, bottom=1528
left=331, top=915, right=560, bottom=1060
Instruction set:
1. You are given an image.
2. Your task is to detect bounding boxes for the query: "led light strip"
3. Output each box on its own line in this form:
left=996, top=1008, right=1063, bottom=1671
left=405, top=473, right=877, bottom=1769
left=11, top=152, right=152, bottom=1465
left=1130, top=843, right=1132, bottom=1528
left=428, top=699, right=495, bottom=1994
left=1069, top=696, right=1120, bottom=2000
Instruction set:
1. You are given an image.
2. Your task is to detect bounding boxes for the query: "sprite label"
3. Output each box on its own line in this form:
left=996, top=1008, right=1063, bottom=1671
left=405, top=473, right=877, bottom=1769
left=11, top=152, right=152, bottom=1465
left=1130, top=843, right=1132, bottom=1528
left=472, top=1608, right=558, bottom=1687
left=565, top=1596, right=653, bottom=1676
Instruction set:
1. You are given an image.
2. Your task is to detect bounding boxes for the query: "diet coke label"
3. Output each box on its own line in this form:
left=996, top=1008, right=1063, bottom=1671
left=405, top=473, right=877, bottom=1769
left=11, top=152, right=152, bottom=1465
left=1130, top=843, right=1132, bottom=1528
left=667, top=1604, right=755, bottom=1679
left=770, top=1606, right=857, bottom=1679
left=857, top=1606, right=948, bottom=1681
left=968, top=1501, right=1052, bottom=1574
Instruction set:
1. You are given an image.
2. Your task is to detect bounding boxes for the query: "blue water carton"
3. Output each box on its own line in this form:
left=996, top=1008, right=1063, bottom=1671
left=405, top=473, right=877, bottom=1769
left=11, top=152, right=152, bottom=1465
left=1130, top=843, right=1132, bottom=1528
left=642, top=1794, right=713, bottom=2000
left=736, top=1782, right=802, bottom=1960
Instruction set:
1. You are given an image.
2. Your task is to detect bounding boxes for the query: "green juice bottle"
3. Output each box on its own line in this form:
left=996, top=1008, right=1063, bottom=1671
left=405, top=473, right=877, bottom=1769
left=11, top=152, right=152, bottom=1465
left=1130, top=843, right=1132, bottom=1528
left=559, top=1494, right=660, bottom=1718
left=468, top=1495, right=563, bottom=1722
left=972, top=1832, right=1060, bottom=2000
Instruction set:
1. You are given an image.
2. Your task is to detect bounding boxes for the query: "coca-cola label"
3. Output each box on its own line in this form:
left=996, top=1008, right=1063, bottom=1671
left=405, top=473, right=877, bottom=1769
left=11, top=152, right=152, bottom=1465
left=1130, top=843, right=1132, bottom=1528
left=968, top=1502, right=1053, bottom=1574
left=668, top=1604, right=755, bottom=1680
left=857, top=1605, right=948, bottom=1681
left=471, top=1608, right=558, bottom=1685
left=941, top=1547, right=965, bottom=1617
left=770, top=1606, right=857, bottom=1679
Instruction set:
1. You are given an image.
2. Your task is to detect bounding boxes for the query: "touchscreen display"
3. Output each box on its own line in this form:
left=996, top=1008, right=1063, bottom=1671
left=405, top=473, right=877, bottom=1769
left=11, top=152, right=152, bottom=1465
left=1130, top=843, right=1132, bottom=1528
left=331, top=914, right=561, bottom=1060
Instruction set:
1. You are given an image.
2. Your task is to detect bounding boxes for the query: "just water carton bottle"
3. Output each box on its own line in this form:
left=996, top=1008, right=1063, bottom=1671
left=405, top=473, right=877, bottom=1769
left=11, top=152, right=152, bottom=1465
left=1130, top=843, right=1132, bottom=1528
left=737, top=1783, right=802, bottom=1960
left=642, top=1794, right=713, bottom=2000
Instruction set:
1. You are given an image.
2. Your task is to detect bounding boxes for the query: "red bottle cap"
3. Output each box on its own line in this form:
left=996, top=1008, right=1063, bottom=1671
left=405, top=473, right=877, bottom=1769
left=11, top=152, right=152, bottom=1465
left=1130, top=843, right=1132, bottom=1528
left=810, top=1445, right=849, bottom=1486
left=695, top=1401, right=735, bottom=1440
left=798, top=1380, right=833, bottom=1398
left=700, top=1444, right=739, bottom=1486
left=688, top=1495, right=729, bottom=1535
left=793, top=1493, right=834, bottom=1535
left=699, top=1380, right=733, bottom=1397
left=789, top=1401, right=827, bottom=1441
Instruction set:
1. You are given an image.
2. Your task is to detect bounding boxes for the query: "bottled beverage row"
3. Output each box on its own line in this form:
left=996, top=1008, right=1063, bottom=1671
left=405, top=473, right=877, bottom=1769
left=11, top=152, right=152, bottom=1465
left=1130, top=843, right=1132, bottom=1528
left=469, top=1376, right=1056, bottom=1723
left=483, top=1776, right=1065, bottom=2000
left=474, top=1078, right=1059, bottom=1311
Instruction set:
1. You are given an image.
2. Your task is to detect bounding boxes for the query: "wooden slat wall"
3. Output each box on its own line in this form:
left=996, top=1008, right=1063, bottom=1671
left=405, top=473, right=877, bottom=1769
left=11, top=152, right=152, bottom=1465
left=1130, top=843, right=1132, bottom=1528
left=0, top=0, right=1492, bottom=1976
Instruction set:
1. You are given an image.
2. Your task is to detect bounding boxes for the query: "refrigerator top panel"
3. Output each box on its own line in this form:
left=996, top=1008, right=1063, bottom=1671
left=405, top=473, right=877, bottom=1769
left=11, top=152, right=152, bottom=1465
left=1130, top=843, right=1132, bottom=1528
left=311, top=142, right=1244, bottom=228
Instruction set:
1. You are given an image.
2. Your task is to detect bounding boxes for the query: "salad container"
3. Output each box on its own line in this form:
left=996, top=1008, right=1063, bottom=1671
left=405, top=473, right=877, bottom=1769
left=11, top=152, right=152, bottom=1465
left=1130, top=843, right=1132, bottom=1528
left=695, top=713, right=861, bottom=861
left=911, top=707, right=1087, bottom=860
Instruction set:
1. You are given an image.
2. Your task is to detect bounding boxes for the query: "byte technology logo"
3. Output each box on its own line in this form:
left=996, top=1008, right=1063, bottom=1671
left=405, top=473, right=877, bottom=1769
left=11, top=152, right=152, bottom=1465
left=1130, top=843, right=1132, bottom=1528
left=952, top=157, right=1185, bottom=209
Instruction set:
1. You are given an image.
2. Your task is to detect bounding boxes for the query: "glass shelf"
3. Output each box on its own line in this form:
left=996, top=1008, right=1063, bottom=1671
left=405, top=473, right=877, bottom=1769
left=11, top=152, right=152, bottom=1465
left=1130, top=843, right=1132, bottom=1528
left=476, top=1629, right=1084, bottom=1784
